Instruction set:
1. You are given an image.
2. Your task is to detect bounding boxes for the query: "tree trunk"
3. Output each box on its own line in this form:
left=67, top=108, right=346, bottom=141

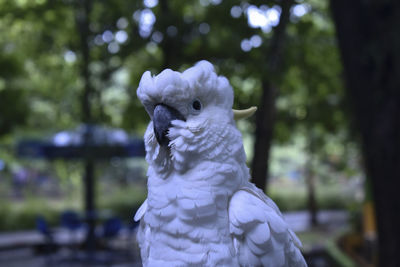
left=251, top=0, right=294, bottom=191
left=76, top=0, right=96, bottom=252
left=330, top=1, right=400, bottom=266
left=76, top=0, right=93, bottom=125
left=159, top=0, right=180, bottom=69
left=251, top=80, right=277, bottom=191
left=306, top=134, right=318, bottom=227
left=306, top=167, right=317, bottom=226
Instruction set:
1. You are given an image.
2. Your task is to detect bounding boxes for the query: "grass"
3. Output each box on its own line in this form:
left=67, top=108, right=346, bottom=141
left=98, top=184, right=147, bottom=222
left=297, top=229, right=356, bottom=267
left=0, top=183, right=147, bottom=232
left=268, top=180, right=358, bottom=211
left=0, top=194, right=82, bottom=231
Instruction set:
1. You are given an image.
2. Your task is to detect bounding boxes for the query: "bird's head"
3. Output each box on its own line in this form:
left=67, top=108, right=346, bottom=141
left=137, top=60, right=253, bottom=176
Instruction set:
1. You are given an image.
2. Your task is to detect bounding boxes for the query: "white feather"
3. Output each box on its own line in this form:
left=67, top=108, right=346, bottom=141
left=229, top=188, right=307, bottom=266
left=134, top=199, right=147, bottom=222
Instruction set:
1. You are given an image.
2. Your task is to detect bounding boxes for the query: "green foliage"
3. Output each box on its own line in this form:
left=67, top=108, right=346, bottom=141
left=269, top=182, right=358, bottom=211
left=0, top=181, right=358, bottom=231
left=98, top=185, right=146, bottom=222
left=325, top=238, right=356, bottom=267
left=0, top=0, right=352, bottom=146
left=276, top=1, right=348, bottom=145
left=269, top=186, right=307, bottom=211
left=0, top=198, right=61, bottom=231
left=0, top=88, right=27, bottom=136
left=0, top=0, right=363, bottom=233
left=0, top=185, right=146, bottom=231
left=297, top=230, right=356, bottom=267
left=0, top=53, right=27, bottom=137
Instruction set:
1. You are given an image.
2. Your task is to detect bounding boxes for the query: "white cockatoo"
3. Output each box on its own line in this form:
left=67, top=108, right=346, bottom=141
left=135, top=60, right=307, bottom=267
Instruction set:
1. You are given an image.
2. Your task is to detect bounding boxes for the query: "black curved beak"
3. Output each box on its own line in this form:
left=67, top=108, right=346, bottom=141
left=153, top=104, right=185, bottom=146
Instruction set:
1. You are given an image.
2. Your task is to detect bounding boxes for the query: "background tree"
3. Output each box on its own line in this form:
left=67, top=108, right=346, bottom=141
left=0, top=54, right=27, bottom=137
left=0, top=0, right=351, bottom=194
left=279, top=1, right=348, bottom=225
left=250, top=0, right=294, bottom=191
left=330, top=1, right=400, bottom=266
left=0, top=0, right=360, bottom=243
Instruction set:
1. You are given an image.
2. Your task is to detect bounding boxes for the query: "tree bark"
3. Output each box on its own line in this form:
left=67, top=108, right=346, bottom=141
left=158, top=0, right=181, bottom=69
left=75, top=0, right=96, bottom=252
left=76, top=0, right=93, bottom=125
left=251, top=0, right=294, bottom=191
left=330, top=1, right=400, bottom=266
left=306, top=133, right=318, bottom=226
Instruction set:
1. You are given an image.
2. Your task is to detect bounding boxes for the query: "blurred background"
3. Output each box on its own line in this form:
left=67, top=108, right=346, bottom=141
left=1, top=0, right=399, bottom=266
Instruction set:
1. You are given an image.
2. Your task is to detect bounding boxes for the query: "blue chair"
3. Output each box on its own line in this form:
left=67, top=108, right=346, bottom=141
left=60, top=210, right=82, bottom=231
left=35, top=216, right=59, bottom=256
left=60, top=210, right=83, bottom=248
left=102, top=217, right=123, bottom=239
left=36, top=216, right=53, bottom=241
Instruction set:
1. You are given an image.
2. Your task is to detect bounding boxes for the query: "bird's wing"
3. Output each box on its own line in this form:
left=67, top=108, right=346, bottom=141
left=229, top=186, right=307, bottom=267
left=134, top=199, right=148, bottom=222
left=134, top=199, right=150, bottom=264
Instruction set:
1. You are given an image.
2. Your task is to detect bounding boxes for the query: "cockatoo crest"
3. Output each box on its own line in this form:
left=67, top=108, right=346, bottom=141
left=137, top=61, right=233, bottom=119
left=137, top=61, right=244, bottom=177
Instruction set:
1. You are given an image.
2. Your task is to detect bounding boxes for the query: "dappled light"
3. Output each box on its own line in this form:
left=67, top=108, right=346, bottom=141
left=246, top=5, right=281, bottom=32
left=143, top=0, right=158, bottom=9
left=292, top=3, right=311, bottom=18
left=136, top=9, right=156, bottom=38
left=63, top=50, right=77, bottom=63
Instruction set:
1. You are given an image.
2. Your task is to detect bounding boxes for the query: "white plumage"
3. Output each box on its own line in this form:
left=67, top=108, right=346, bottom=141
left=135, top=60, right=307, bottom=267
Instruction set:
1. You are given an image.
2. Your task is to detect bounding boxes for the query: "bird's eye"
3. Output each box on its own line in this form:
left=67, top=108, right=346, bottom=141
left=192, top=99, right=202, bottom=111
